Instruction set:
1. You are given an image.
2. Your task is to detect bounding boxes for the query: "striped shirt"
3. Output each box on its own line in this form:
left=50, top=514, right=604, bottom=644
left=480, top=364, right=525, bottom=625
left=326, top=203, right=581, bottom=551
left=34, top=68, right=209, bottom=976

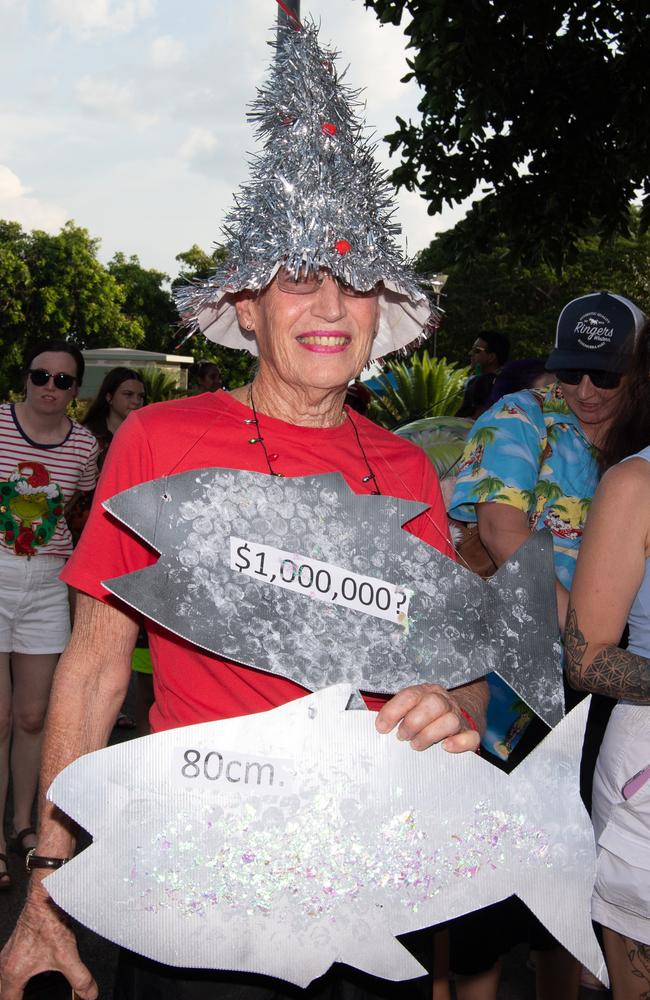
left=0, top=403, right=98, bottom=557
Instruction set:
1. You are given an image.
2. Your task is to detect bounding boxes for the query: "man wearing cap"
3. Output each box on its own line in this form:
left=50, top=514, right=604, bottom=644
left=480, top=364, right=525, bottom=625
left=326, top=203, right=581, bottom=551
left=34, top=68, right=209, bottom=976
left=447, top=289, right=647, bottom=1000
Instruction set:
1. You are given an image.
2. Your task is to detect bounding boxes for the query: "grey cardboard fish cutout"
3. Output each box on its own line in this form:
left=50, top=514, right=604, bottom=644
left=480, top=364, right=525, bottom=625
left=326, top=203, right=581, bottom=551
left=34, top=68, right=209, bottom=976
left=45, top=686, right=606, bottom=988
left=103, top=469, right=563, bottom=725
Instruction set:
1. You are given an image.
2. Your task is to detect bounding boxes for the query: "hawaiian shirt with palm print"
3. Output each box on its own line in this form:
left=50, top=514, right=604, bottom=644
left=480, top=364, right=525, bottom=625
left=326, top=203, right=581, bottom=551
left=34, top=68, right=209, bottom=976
left=449, top=383, right=600, bottom=589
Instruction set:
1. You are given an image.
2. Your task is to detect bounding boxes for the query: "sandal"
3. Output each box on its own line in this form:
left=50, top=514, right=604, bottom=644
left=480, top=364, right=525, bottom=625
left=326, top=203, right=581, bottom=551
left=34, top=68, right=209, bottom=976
left=0, top=853, right=12, bottom=890
left=9, top=826, right=36, bottom=856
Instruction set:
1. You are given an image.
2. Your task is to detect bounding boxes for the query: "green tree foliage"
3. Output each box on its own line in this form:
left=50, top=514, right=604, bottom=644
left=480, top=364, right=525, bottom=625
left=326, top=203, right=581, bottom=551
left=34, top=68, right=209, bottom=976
left=107, top=252, right=178, bottom=353
left=364, top=0, right=650, bottom=268
left=171, top=244, right=228, bottom=288
left=0, top=221, right=142, bottom=397
left=0, top=226, right=254, bottom=399
left=368, top=350, right=469, bottom=428
left=416, top=211, right=650, bottom=365
left=0, top=222, right=32, bottom=398
left=136, top=367, right=183, bottom=403
left=23, top=222, right=141, bottom=347
left=173, top=244, right=254, bottom=390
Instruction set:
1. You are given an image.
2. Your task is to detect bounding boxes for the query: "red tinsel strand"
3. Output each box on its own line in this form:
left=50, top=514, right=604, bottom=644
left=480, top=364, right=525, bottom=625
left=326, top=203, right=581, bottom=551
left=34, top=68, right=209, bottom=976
left=274, top=0, right=302, bottom=30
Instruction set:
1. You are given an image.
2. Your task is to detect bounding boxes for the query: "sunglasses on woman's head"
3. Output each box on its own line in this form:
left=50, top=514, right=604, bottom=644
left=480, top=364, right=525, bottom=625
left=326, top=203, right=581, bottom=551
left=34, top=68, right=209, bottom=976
left=276, top=266, right=378, bottom=298
left=554, top=369, right=622, bottom=390
left=28, top=368, right=77, bottom=390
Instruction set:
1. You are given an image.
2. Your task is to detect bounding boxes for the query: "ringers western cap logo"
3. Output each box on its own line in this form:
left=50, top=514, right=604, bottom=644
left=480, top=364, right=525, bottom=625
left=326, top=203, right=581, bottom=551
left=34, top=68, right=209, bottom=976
left=574, top=311, right=615, bottom=351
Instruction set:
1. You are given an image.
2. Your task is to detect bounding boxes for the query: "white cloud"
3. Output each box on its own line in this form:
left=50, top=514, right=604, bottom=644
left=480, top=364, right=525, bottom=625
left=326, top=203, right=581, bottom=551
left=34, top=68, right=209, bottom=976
left=178, top=127, right=218, bottom=163
left=0, top=0, right=472, bottom=276
left=0, top=164, right=67, bottom=231
left=149, top=35, right=186, bottom=68
left=0, top=164, right=24, bottom=199
left=75, top=75, right=158, bottom=127
left=45, top=0, right=154, bottom=37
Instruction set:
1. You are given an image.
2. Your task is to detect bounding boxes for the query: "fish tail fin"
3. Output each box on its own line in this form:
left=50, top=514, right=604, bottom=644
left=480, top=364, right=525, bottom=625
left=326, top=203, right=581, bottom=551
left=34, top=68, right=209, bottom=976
left=508, top=697, right=606, bottom=986
left=338, top=925, right=428, bottom=982
left=490, top=529, right=564, bottom=727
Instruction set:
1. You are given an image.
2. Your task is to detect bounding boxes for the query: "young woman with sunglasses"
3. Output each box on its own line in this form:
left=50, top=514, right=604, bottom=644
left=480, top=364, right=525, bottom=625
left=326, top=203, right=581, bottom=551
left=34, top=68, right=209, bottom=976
left=0, top=340, right=98, bottom=890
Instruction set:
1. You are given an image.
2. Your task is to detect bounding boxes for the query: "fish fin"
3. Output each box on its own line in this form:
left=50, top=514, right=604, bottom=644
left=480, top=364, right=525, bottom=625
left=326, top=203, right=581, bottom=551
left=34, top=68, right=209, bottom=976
left=345, top=689, right=369, bottom=711
left=516, top=882, right=608, bottom=988
left=509, top=696, right=589, bottom=781
left=508, top=697, right=606, bottom=982
left=47, top=743, right=135, bottom=833
left=337, top=927, right=428, bottom=982
left=296, top=471, right=428, bottom=525
left=103, top=478, right=167, bottom=548
left=103, top=564, right=172, bottom=626
left=489, top=529, right=564, bottom=727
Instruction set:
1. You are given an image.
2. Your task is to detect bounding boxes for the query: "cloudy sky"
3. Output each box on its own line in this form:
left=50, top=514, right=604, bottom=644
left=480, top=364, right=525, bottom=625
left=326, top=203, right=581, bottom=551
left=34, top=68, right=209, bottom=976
left=0, top=0, right=467, bottom=281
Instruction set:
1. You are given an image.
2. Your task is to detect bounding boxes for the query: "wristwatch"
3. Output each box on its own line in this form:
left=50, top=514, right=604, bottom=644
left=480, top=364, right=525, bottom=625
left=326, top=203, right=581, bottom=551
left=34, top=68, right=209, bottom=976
left=25, top=848, right=70, bottom=872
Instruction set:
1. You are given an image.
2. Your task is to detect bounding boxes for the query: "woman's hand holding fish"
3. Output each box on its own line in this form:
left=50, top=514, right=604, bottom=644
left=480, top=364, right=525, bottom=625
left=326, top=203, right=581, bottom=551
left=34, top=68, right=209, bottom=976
left=375, top=681, right=486, bottom=753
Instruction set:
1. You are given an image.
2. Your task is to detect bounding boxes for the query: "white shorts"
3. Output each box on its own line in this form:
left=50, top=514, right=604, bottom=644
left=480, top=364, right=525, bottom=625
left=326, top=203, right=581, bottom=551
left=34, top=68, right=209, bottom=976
left=591, top=702, right=650, bottom=945
left=0, top=545, right=70, bottom=655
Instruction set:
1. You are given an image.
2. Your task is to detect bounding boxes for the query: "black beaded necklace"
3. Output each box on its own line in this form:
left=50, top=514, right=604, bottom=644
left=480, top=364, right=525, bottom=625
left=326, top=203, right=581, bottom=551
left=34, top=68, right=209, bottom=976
left=246, top=385, right=381, bottom=494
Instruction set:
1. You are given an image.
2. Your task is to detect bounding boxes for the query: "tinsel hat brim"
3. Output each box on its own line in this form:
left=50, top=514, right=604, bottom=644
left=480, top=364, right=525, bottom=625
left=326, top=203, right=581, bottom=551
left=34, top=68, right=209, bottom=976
left=190, top=280, right=431, bottom=362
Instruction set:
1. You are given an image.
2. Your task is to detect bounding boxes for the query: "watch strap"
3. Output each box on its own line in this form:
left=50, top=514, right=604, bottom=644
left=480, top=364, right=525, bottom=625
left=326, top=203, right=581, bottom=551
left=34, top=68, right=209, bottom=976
left=25, top=848, right=70, bottom=872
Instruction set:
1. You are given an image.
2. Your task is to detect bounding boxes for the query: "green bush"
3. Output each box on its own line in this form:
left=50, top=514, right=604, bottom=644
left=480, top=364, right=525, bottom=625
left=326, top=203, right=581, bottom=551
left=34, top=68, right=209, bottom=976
left=368, top=351, right=469, bottom=429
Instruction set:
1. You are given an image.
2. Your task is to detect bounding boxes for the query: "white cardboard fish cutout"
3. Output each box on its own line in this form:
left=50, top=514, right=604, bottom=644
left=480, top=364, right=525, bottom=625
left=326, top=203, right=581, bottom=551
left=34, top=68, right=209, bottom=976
left=46, top=686, right=606, bottom=988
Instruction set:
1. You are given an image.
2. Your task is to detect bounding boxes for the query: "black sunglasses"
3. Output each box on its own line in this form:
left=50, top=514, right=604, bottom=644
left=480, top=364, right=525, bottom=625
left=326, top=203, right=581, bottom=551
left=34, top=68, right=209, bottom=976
left=28, top=368, right=77, bottom=390
left=554, top=369, right=622, bottom=390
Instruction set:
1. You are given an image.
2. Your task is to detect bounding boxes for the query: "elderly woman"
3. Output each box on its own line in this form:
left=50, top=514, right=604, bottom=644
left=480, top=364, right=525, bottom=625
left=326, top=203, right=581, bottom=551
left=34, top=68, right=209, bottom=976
left=1, top=19, right=486, bottom=1000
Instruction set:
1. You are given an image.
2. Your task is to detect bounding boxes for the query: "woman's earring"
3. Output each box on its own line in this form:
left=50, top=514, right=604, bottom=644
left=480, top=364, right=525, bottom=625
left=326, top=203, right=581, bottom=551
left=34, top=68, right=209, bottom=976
left=247, top=322, right=254, bottom=331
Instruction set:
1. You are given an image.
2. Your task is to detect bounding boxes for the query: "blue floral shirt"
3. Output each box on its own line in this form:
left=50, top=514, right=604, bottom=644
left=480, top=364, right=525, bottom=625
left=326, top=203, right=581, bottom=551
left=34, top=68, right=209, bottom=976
left=449, top=384, right=600, bottom=589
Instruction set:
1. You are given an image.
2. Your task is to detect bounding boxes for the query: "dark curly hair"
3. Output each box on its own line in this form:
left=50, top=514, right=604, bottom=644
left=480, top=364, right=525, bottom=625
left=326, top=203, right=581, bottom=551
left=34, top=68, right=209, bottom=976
left=600, top=320, right=650, bottom=469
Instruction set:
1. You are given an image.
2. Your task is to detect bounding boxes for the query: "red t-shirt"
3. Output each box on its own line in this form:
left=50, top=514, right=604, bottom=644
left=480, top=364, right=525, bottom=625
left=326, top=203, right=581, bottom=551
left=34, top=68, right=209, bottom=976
left=62, top=391, right=453, bottom=732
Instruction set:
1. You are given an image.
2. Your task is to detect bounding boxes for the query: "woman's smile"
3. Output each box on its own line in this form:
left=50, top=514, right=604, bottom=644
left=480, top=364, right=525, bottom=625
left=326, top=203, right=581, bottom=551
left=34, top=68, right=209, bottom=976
left=295, top=331, right=351, bottom=352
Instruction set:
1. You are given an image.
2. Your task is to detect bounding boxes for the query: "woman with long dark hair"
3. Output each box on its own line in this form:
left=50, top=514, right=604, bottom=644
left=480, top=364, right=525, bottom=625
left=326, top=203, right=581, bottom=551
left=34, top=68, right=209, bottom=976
left=66, top=368, right=145, bottom=546
left=82, top=368, right=146, bottom=456
left=566, top=321, right=650, bottom=998
left=77, top=368, right=148, bottom=731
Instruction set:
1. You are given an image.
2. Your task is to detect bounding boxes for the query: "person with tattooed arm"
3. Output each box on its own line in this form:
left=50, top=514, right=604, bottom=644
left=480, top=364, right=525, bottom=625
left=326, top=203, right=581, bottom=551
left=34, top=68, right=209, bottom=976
left=448, top=291, right=647, bottom=1000
left=565, top=320, right=650, bottom=1000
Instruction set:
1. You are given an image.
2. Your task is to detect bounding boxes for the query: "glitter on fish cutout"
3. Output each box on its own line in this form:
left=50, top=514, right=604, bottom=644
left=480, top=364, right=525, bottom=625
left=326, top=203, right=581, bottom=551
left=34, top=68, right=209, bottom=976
left=125, top=802, right=549, bottom=921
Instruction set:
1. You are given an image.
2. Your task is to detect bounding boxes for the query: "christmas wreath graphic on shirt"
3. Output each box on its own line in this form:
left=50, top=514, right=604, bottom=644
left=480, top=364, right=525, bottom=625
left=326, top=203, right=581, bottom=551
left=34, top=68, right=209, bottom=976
left=0, top=462, right=64, bottom=555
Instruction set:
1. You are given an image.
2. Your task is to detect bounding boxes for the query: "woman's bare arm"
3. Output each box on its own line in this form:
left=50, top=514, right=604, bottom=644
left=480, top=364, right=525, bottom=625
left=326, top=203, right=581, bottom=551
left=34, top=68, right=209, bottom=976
left=565, top=459, right=650, bottom=703
left=477, top=502, right=570, bottom=630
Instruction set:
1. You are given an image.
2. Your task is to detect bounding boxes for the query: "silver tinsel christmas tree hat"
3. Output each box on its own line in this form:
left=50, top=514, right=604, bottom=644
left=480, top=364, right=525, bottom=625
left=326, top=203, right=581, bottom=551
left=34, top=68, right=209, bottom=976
left=175, top=17, right=432, bottom=361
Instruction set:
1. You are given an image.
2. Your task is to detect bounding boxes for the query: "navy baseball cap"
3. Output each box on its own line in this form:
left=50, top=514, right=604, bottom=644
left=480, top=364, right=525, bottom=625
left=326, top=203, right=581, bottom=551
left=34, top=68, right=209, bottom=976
left=546, top=292, right=647, bottom=374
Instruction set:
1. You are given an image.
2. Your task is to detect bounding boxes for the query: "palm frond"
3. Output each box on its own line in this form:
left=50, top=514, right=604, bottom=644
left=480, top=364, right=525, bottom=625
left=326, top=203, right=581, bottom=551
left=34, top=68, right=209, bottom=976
left=368, top=352, right=470, bottom=429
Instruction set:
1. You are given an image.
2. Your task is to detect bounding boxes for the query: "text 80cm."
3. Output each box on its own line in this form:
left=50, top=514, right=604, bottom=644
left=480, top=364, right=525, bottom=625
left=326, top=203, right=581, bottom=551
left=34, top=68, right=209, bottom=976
left=182, top=750, right=275, bottom=786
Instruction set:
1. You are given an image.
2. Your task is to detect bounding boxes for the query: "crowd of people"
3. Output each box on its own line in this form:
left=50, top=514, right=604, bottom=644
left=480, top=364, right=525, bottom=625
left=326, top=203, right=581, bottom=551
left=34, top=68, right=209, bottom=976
left=1, top=297, right=648, bottom=1000
left=0, top=14, right=648, bottom=1000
